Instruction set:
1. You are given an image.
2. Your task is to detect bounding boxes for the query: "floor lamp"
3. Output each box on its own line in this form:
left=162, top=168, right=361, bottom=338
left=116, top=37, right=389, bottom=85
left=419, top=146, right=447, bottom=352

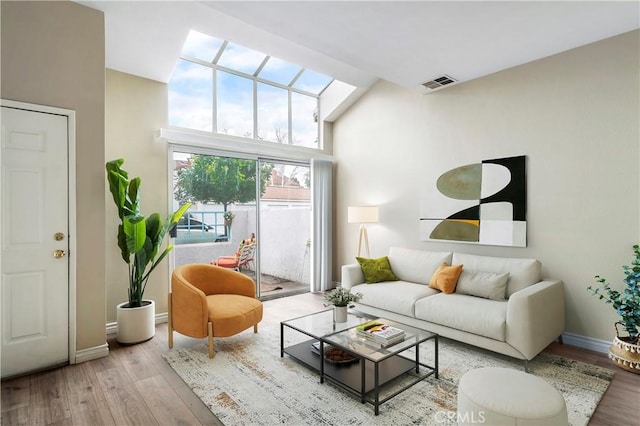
left=348, top=206, right=379, bottom=258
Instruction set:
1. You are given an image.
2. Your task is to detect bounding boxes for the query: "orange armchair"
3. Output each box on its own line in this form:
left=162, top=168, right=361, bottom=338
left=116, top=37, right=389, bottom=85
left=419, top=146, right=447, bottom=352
left=168, top=263, right=263, bottom=358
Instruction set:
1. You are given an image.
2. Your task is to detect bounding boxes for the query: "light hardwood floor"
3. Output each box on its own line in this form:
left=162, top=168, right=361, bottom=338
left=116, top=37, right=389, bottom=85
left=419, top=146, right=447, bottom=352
left=2, top=292, right=638, bottom=425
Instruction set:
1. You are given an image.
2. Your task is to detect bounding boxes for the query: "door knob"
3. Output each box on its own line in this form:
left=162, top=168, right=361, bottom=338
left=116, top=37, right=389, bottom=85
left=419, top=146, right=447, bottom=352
left=53, top=249, right=66, bottom=259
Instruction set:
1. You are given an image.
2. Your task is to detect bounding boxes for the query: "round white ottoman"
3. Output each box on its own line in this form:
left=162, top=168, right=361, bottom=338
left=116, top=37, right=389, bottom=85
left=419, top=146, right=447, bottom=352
left=457, top=367, right=568, bottom=426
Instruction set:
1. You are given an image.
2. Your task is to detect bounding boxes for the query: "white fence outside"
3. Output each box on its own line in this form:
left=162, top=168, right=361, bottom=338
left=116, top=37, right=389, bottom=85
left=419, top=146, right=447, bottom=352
left=174, top=208, right=311, bottom=285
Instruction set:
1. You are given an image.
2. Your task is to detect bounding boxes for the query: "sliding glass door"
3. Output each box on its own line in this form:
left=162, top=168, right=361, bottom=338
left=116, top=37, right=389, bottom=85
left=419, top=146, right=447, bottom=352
left=257, top=160, right=311, bottom=299
left=170, top=149, right=310, bottom=299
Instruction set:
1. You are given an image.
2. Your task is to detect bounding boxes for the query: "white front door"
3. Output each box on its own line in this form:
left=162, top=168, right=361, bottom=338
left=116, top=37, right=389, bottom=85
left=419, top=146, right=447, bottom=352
left=1, top=104, right=70, bottom=378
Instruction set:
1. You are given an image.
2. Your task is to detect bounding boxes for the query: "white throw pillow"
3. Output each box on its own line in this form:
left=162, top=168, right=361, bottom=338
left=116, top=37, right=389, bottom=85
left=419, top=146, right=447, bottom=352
left=456, top=270, right=510, bottom=301
left=388, top=247, right=453, bottom=285
left=451, top=253, right=540, bottom=297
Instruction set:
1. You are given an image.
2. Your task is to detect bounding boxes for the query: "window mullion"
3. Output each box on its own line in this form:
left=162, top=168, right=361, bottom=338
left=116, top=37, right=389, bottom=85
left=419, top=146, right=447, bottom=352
left=290, top=69, right=305, bottom=87
left=212, top=67, right=217, bottom=133
left=212, top=40, right=228, bottom=64
left=255, top=56, right=269, bottom=76
left=288, top=90, right=293, bottom=145
left=316, top=98, right=321, bottom=149
left=253, top=79, right=258, bottom=140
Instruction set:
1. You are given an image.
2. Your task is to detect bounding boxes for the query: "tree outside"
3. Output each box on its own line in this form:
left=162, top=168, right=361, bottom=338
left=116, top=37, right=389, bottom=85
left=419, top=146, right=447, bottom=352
left=174, top=155, right=274, bottom=212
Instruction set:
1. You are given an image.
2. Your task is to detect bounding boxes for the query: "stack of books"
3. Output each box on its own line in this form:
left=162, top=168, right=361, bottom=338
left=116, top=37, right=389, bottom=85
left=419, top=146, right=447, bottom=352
left=356, top=320, right=405, bottom=346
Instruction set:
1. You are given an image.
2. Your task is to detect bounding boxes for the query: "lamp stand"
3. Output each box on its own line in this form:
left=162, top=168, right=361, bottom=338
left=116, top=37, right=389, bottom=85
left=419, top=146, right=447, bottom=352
left=357, top=224, right=370, bottom=258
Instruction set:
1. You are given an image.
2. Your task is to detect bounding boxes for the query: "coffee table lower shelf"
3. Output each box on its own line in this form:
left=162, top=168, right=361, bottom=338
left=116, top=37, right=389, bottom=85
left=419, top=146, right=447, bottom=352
left=283, top=339, right=437, bottom=415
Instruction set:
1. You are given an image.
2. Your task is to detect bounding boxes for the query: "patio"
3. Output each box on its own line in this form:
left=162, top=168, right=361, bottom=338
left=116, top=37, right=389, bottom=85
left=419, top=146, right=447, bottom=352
left=243, top=271, right=310, bottom=301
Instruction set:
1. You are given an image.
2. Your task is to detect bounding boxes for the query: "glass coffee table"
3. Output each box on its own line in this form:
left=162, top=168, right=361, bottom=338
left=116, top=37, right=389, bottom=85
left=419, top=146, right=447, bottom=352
left=280, top=309, right=438, bottom=415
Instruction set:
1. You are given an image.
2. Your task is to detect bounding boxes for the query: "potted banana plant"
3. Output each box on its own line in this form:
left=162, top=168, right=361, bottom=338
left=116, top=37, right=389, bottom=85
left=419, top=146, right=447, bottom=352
left=106, top=159, right=191, bottom=344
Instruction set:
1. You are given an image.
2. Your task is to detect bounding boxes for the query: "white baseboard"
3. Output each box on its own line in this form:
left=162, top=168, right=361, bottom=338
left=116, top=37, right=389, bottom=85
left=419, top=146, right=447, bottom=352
left=106, top=312, right=169, bottom=335
left=106, top=322, right=117, bottom=335
left=156, top=312, right=168, bottom=325
left=75, top=343, right=109, bottom=363
left=562, top=332, right=611, bottom=354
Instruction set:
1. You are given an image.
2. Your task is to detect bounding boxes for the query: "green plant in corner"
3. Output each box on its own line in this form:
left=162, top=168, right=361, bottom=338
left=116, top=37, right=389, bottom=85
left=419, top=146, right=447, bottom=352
left=588, top=244, right=640, bottom=344
left=324, top=287, right=363, bottom=307
left=106, top=159, right=191, bottom=308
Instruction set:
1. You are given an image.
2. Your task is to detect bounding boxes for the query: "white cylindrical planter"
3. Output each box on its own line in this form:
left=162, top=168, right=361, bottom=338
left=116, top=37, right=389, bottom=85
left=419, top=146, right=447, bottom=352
left=333, top=306, right=348, bottom=323
left=116, top=299, right=155, bottom=344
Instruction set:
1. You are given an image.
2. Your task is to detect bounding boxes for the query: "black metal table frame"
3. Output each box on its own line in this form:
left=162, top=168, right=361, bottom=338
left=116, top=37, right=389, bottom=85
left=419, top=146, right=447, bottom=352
left=280, top=314, right=439, bottom=416
left=319, top=334, right=438, bottom=415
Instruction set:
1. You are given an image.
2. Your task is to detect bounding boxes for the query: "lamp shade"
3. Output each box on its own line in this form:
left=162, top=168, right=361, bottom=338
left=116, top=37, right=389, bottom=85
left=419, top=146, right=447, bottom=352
left=348, top=206, right=379, bottom=224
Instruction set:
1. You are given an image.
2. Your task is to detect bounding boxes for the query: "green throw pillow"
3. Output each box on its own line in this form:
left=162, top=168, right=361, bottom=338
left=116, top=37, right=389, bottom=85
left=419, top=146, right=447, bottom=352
left=356, top=256, right=399, bottom=284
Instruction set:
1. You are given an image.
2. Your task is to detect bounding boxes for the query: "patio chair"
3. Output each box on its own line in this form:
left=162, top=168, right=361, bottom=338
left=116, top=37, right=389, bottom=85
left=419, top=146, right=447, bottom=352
left=211, top=241, right=256, bottom=271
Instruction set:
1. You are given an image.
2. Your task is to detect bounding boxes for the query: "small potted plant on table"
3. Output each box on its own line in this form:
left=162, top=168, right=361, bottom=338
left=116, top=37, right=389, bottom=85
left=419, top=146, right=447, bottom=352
left=324, top=287, right=363, bottom=323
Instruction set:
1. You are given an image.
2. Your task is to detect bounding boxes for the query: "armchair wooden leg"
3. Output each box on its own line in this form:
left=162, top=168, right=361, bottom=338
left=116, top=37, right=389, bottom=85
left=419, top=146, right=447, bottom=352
left=168, top=292, right=173, bottom=349
left=208, top=321, right=214, bottom=358
left=253, top=323, right=258, bottom=333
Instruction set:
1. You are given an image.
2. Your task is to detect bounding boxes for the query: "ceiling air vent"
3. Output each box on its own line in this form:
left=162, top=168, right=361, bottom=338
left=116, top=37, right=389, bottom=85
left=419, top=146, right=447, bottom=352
left=421, top=75, right=458, bottom=92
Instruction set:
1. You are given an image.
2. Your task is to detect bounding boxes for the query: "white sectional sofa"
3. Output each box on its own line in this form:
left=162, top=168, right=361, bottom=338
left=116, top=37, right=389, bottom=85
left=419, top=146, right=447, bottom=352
left=341, top=247, right=565, bottom=369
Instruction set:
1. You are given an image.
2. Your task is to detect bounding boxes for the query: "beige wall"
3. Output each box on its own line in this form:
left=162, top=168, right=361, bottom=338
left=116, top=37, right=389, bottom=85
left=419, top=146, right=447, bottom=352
left=1, top=1, right=107, bottom=350
left=105, top=70, right=170, bottom=322
left=333, top=30, right=640, bottom=342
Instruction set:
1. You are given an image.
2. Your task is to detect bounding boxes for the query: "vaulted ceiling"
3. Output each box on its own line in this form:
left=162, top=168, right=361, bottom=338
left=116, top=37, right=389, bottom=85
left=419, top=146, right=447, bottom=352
left=80, top=1, right=639, bottom=91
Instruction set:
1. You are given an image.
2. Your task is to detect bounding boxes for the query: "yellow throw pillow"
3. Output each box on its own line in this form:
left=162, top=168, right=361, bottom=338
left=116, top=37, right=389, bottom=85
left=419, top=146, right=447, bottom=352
left=429, top=263, right=463, bottom=294
left=356, top=256, right=399, bottom=284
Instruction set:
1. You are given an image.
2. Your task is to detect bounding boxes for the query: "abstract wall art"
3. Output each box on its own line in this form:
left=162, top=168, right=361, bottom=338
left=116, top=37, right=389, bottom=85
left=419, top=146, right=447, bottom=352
left=420, top=155, right=527, bottom=247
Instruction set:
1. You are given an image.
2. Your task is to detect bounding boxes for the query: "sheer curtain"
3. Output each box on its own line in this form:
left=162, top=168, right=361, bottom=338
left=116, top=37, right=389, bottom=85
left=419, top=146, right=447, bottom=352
left=310, top=159, right=333, bottom=292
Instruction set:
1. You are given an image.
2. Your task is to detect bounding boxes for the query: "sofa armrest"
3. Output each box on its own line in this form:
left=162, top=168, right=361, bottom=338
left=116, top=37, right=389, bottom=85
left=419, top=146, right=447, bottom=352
left=506, top=280, right=565, bottom=360
left=341, top=264, right=365, bottom=290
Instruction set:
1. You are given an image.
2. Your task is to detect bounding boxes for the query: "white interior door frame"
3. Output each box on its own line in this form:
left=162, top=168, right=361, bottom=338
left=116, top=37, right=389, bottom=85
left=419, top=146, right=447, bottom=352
left=1, top=99, right=77, bottom=364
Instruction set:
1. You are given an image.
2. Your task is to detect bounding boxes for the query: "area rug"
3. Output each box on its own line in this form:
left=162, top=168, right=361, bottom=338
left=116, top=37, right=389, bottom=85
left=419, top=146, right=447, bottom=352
left=163, top=326, right=614, bottom=426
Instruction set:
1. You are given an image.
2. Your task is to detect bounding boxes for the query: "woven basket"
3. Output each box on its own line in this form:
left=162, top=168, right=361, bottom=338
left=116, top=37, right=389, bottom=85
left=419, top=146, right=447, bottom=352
left=608, top=323, right=640, bottom=374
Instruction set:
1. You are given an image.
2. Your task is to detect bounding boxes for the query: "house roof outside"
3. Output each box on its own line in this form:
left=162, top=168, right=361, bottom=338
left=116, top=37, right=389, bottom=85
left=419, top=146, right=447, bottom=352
left=261, top=185, right=310, bottom=203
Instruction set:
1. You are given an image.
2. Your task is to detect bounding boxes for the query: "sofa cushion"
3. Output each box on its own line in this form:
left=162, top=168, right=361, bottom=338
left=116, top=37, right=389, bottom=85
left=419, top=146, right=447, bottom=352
left=356, top=256, right=398, bottom=283
left=456, top=270, right=510, bottom=301
left=352, top=281, right=439, bottom=317
left=428, top=263, right=463, bottom=294
left=452, top=253, right=541, bottom=297
left=415, top=293, right=507, bottom=341
left=388, top=247, right=453, bottom=285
